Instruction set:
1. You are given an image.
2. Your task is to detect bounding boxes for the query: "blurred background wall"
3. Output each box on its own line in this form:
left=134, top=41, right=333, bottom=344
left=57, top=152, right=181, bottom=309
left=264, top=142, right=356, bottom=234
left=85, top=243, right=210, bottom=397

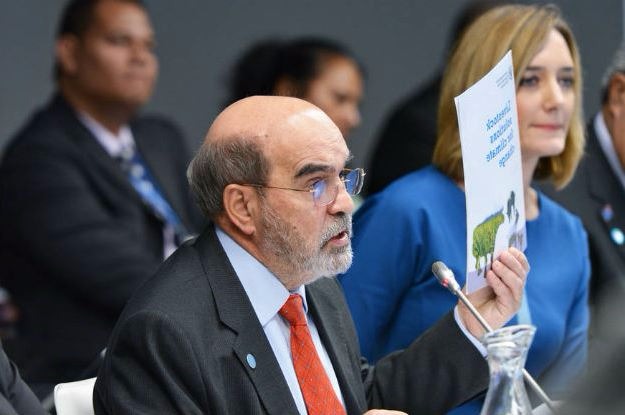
left=1, top=0, right=622, bottom=168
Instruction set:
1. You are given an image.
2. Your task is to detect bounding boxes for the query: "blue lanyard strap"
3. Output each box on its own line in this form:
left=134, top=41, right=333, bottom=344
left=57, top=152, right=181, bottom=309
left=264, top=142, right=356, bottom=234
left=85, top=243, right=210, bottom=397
left=119, top=149, right=191, bottom=242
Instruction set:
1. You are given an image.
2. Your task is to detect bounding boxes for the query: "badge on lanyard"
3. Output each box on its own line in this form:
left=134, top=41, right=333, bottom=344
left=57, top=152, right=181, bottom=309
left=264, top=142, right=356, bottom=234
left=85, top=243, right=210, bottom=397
left=602, top=203, right=625, bottom=245
left=601, top=204, right=613, bottom=222
left=611, top=227, right=625, bottom=245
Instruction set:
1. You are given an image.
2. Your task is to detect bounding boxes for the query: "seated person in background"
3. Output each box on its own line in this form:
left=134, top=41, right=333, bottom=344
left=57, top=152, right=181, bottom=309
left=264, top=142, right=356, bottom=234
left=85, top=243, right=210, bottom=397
left=94, top=95, right=529, bottom=415
left=0, top=343, right=46, bottom=415
left=225, top=37, right=364, bottom=140
left=364, top=0, right=505, bottom=196
left=540, top=44, right=625, bottom=327
left=339, top=4, right=589, bottom=414
left=0, top=0, right=201, bottom=396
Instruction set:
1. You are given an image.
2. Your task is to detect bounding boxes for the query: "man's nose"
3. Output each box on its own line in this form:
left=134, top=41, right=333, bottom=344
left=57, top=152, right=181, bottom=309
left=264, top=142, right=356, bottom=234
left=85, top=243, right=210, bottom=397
left=327, top=182, right=354, bottom=215
left=130, top=42, right=152, bottom=64
left=348, top=105, right=361, bottom=129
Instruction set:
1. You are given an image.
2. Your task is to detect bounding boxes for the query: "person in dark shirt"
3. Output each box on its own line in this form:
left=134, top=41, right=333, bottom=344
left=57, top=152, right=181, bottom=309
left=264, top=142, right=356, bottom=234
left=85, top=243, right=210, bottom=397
left=0, top=0, right=201, bottom=396
left=364, top=0, right=504, bottom=196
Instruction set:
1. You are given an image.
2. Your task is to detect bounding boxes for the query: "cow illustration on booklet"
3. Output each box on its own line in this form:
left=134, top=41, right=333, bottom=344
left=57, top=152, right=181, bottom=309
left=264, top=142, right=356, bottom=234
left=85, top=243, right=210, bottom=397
left=472, top=191, right=523, bottom=279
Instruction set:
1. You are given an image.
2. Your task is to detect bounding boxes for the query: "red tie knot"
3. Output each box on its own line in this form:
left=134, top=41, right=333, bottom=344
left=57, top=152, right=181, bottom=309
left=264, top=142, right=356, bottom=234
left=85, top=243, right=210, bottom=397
left=279, top=294, right=307, bottom=326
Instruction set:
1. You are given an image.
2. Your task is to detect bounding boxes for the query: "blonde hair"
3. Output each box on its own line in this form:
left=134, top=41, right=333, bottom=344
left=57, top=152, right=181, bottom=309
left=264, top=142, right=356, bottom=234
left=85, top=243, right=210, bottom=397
left=433, top=4, right=584, bottom=188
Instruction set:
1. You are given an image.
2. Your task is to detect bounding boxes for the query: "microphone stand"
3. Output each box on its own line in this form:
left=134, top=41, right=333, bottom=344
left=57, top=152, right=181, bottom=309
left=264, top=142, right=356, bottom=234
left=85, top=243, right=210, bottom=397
left=432, top=261, right=558, bottom=414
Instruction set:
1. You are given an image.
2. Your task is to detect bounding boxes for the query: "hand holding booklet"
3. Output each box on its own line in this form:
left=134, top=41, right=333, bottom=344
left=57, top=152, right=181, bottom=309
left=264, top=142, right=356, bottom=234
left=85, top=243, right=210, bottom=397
left=454, top=51, right=527, bottom=293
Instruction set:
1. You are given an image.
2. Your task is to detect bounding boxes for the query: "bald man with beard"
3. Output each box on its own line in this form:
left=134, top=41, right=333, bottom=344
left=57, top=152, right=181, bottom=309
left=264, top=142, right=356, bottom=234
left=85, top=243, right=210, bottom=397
left=94, top=96, right=529, bottom=415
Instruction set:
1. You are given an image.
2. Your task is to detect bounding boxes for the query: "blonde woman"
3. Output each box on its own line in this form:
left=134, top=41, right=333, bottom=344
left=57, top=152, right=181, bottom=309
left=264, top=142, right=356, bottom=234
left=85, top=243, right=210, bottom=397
left=340, top=5, right=589, bottom=413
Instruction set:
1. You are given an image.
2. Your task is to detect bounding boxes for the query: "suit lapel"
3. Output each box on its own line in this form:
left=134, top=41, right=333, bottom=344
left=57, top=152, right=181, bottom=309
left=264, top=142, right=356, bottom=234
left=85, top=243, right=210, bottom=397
left=50, top=96, right=144, bottom=205
left=585, top=128, right=625, bottom=262
left=306, top=280, right=365, bottom=414
left=196, top=229, right=299, bottom=414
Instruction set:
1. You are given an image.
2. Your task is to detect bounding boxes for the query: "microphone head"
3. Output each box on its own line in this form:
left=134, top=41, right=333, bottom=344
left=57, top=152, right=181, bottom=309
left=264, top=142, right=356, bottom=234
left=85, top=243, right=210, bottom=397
left=431, top=261, right=461, bottom=294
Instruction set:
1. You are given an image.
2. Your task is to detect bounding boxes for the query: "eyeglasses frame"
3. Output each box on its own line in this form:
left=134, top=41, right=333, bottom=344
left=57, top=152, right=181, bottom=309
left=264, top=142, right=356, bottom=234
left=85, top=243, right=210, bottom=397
left=240, top=168, right=365, bottom=207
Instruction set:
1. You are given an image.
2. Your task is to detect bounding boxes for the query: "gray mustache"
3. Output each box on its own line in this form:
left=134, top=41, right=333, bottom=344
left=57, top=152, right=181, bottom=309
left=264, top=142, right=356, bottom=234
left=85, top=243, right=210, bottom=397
left=321, top=214, right=352, bottom=245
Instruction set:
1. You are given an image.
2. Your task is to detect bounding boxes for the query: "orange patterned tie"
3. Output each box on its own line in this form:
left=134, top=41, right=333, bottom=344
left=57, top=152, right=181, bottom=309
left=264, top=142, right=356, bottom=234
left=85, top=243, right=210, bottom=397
left=279, top=294, right=346, bottom=415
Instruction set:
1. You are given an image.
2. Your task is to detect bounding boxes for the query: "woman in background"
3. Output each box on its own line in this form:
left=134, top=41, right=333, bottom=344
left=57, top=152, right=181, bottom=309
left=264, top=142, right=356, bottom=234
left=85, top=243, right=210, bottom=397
left=225, top=37, right=364, bottom=140
left=339, top=5, right=589, bottom=414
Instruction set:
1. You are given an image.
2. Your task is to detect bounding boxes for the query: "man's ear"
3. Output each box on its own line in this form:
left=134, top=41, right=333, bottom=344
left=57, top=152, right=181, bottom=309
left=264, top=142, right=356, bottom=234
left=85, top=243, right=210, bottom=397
left=606, top=73, right=625, bottom=116
left=222, top=184, right=259, bottom=236
left=55, top=35, right=79, bottom=76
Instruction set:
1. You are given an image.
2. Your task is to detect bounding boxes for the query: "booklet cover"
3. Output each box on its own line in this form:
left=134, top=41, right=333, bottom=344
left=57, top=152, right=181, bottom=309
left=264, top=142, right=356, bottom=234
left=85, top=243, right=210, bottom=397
left=454, top=51, right=526, bottom=293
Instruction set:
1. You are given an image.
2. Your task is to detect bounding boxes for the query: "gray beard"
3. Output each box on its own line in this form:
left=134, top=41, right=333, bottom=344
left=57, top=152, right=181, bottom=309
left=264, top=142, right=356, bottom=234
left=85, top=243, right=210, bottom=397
left=259, top=202, right=353, bottom=287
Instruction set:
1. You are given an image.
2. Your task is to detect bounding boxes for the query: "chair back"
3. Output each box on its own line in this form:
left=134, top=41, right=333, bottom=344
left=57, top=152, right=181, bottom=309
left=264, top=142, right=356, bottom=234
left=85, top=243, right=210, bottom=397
left=54, top=377, right=96, bottom=415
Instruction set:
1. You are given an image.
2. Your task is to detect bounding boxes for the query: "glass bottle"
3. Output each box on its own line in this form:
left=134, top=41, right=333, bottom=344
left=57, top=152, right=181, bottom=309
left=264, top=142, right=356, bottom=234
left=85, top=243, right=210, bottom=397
left=480, top=324, right=536, bottom=415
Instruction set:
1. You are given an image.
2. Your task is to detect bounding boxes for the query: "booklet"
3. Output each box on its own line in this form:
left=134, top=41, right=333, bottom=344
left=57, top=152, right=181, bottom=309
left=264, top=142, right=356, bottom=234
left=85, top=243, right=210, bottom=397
left=454, top=50, right=526, bottom=293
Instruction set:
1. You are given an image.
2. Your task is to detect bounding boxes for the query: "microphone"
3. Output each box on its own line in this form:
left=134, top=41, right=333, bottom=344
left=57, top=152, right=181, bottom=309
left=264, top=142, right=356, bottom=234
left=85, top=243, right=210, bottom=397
left=432, top=261, right=558, bottom=414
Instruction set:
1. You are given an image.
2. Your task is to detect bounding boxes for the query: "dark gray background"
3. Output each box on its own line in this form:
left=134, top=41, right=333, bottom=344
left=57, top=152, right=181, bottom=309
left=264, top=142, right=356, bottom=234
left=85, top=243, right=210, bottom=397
left=1, top=1, right=622, bottom=168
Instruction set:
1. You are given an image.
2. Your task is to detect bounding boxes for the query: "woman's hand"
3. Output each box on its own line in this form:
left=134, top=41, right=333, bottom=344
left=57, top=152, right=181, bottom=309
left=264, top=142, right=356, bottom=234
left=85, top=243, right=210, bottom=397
left=458, top=247, right=530, bottom=338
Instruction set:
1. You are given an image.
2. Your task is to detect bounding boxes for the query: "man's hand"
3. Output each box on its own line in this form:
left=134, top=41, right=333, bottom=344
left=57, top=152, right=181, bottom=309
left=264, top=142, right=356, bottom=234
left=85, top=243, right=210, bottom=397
left=458, top=247, right=529, bottom=338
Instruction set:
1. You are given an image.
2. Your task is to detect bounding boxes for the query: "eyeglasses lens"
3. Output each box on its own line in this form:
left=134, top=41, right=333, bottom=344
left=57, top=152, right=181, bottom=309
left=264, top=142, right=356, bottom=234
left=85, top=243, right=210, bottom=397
left=312, top=169, right=364, bottom=206
left=312, top=180, right=328, bottom=204
left=344, top=169, right=363, bottom=195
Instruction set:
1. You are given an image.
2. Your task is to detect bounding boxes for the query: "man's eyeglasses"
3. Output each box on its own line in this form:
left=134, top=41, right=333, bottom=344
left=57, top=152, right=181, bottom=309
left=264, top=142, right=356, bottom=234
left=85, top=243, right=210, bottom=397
left=241, top=168, right=365, bottom=207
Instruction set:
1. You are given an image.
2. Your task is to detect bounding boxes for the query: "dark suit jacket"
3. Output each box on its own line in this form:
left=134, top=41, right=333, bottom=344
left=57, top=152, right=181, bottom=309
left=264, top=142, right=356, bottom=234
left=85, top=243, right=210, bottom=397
left=540, top=118, right=625, bottom=310
left=364, top=75, right=441, bottom=196
left=94, top=226, right=489, bottom=414
left=0, top=94, right=202, bottom=390
left=0, top=344, right=47, bottom=415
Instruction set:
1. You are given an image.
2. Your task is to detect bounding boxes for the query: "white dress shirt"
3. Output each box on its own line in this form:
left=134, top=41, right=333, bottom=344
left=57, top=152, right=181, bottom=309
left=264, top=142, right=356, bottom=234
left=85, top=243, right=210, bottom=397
left=215, top=227, right=345, bottom=415
left=594, top=112, right=625, bottom=192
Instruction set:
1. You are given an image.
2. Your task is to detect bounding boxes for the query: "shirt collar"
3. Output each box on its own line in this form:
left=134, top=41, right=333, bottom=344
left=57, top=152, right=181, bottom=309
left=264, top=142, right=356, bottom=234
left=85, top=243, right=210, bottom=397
left=215, top=226, right=307, bottom=327
left=594, top=112, right=625, bottom=191
left=78, top=112, right=135, bottom=158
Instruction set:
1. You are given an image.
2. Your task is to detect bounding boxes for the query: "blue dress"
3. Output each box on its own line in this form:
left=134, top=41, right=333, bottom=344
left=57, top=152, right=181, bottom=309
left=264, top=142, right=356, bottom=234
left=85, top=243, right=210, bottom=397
left=339, top=166, right=589, bottom=414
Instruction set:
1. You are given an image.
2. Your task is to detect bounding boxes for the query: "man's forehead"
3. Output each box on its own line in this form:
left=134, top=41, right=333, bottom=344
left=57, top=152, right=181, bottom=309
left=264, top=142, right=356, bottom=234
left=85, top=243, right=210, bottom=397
left=271, top=130, right=350, bottom=180
left=274, top=111, right=345, bottom=151
left=92, top=1, right=151, bottom=30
